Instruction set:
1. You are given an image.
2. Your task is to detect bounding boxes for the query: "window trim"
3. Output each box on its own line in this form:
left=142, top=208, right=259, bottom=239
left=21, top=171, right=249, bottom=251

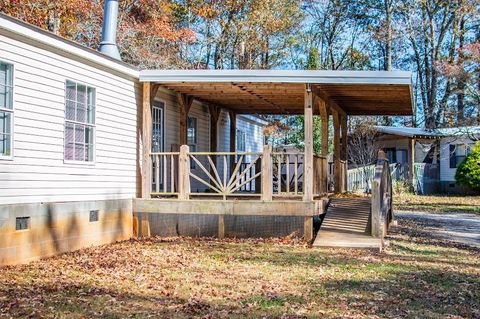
left=450, top=143, right=473, bottom=169
left=63, top=79, right=97, bottom=165
left=151, top=99, right=166, bottom=153
left=0, top=59, right=14, bottom=161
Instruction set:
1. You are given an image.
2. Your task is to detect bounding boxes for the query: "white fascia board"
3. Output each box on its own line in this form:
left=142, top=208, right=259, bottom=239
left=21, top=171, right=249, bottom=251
left=139, top=69, right=413, bottom=85
left=0, top=14, right=139, bottom=79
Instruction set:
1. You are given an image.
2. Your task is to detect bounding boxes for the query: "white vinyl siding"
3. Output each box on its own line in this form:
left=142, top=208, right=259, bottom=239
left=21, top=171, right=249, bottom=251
left=0, top=32, right=140, bottom=205
left=0, top=61, right=13, bottom=158
left=439, top=137, right=475, bottom=182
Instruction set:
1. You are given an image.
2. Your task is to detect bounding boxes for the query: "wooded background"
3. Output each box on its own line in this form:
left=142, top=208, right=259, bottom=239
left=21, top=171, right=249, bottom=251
left=1, top=0, right=479, bottom=129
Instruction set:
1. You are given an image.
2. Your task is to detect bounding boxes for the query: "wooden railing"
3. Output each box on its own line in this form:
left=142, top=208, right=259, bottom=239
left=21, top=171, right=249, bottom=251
left=272, top=152, right=304, bottom=196
left=149, top=146, right=313, bottom=200
left=313, top=155, right=328, bottom=195
left=187, top=151, right=263, bottom=199
left=151, top=152, right=179, bottom=196
left=371, top=152, right=393, bottom=238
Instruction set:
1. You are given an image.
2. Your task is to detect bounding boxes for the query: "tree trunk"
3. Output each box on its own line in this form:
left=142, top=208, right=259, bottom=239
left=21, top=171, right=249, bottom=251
left=457, top=18, right=466, bottom=125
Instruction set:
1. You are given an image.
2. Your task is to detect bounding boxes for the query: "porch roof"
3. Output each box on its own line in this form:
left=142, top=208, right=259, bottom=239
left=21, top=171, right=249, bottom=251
left=139, top=70, right=413, bottom=116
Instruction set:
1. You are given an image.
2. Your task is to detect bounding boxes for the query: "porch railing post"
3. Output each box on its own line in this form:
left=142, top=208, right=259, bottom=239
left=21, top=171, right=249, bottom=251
left=303, top=83, right=314, bottom=201
left=178, top=145, right=190, bottom=200
left=261, top=145, right=273, bottom=201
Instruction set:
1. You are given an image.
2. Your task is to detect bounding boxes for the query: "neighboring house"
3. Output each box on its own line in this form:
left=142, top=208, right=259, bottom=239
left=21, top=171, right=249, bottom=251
left=374, top=126, right=479, bottom=193
left=0, top=13, right=265, bottom=265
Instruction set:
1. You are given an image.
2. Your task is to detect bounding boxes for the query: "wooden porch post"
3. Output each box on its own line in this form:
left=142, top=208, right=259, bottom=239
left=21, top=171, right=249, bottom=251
left=138, top=82, right=153, bottom=238
left=408, top=137, right=415, bottom=184
left=209, top=105, right=221, bottom=152
left=341, top=113, right=348, bottom=192
left=178, top=93, right=193, bottom=145
left=229, top=110, right=236, bottom=172
left=318, top=98, right=329, bottom=194
left=142, top=82, right=152, bottom=199
left=304, top=84, right=314, bottom=201
left=261, top=145, right=273, bottom=201
left=332, top=108, right=341, bottom=193
left=178, top=145, right=190, bottom=200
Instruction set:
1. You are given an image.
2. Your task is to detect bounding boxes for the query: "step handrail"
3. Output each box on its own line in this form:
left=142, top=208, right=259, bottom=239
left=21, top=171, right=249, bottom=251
left=371, top=151, right=393, bottom=238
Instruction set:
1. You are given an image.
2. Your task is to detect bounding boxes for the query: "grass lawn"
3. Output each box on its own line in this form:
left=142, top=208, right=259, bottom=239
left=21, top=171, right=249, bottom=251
left=1, top=220, right=479, bottom=319
left=394, top=193, right=480, bottom=214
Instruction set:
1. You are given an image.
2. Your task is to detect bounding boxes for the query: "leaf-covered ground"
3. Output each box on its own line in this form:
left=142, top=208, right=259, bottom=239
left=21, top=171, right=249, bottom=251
left=1, top=219, right=479, bottom=318
left=394, top=194, right=480, bottom=214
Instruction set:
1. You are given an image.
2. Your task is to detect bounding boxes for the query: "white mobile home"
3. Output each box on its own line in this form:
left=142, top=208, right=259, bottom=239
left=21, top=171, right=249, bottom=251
left=0, top=13, right=266, bottom=265
left=1, top=5, right=414, bottom=264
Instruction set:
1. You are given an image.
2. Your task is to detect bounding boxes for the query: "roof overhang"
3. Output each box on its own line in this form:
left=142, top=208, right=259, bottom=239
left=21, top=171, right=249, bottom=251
left=139, top=70, right=414, bottom=116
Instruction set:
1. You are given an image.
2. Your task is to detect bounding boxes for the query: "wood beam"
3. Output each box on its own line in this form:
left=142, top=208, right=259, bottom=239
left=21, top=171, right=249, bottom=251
left=341, top=113, right=348, bottom=192
left=408, top=138, right=415, bottom=184
left=261, top=145, right=273, bottom=201
left=140, top=82, right=153, bottom=236
left=208, top=104, right=221, bottom=152
left=332, top=108, right=341, bottom=193
left=142, top=82, right=152, bottom=199
left=150, top=83, right=161, bottom=104
left=304, top=84, right=314, bottom=201
left=318, top=97, right=329, bottom=194
left=178, top=93, right=193, bottom=145
left=313, top=86, right=346, bottom=117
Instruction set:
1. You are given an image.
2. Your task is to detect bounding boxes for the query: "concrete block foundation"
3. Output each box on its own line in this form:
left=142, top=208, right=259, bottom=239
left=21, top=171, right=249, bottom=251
left=0, top=199, right=132, bottom=266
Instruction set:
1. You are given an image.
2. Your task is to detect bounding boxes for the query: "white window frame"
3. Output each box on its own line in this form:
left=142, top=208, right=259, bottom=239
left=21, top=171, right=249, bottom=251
left=63, top=79, right=96, bottom=165
left=0, top=60, right=14, bottom=160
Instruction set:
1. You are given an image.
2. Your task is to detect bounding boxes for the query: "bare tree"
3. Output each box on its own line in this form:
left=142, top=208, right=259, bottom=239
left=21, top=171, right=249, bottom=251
left=348, top=119, right=381, bottom=191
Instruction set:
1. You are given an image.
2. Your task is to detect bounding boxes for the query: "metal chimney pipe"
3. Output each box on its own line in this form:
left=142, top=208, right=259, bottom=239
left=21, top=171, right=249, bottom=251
left=99, top=0, right=121, bottom=60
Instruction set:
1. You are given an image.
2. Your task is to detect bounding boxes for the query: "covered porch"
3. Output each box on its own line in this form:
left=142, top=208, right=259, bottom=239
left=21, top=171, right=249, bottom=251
left=136, top=70, right=413, bottom=242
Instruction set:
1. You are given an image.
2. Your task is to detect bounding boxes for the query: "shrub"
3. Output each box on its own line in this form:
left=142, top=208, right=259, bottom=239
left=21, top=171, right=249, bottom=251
left=455, top=142, right=480, bottom=191
left=392, top=179, right=414, bottom=195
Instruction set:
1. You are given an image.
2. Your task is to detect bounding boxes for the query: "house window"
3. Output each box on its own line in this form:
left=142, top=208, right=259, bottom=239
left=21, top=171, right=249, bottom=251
left=0, top=62, right=13, bottom=158
left=64, top=80, right=95, bottom=162
left=236, top=129, right=246, bottom=162
left=188, top=116, right=197, bottom=168
left=450, top=144, right=472, bottom=168
left=385, top=148, right=396, bottom=163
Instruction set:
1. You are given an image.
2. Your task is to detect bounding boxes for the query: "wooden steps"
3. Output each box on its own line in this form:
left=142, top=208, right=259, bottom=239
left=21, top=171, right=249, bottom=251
left=313, top=197, right=381, bottom=249
left=320, top=197, right=371, bottom=234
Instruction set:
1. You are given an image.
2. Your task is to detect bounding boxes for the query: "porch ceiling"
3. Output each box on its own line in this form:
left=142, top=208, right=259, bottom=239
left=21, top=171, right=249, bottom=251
left=139, top=70, right=413, bottom=116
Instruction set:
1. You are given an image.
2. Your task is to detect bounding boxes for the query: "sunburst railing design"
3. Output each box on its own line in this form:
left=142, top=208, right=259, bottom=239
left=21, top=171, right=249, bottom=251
left=188, top=152, right=262, bottom=199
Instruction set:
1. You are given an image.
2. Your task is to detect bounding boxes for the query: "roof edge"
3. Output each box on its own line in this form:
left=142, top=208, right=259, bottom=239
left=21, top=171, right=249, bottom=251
left=139, top=69, right=413, bottom=85
left=0, top=13, right=139, bottom=79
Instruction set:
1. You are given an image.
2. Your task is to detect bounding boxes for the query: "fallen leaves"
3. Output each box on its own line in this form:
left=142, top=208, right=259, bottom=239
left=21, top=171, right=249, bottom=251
left=0, top=227, right=479, bottom=318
